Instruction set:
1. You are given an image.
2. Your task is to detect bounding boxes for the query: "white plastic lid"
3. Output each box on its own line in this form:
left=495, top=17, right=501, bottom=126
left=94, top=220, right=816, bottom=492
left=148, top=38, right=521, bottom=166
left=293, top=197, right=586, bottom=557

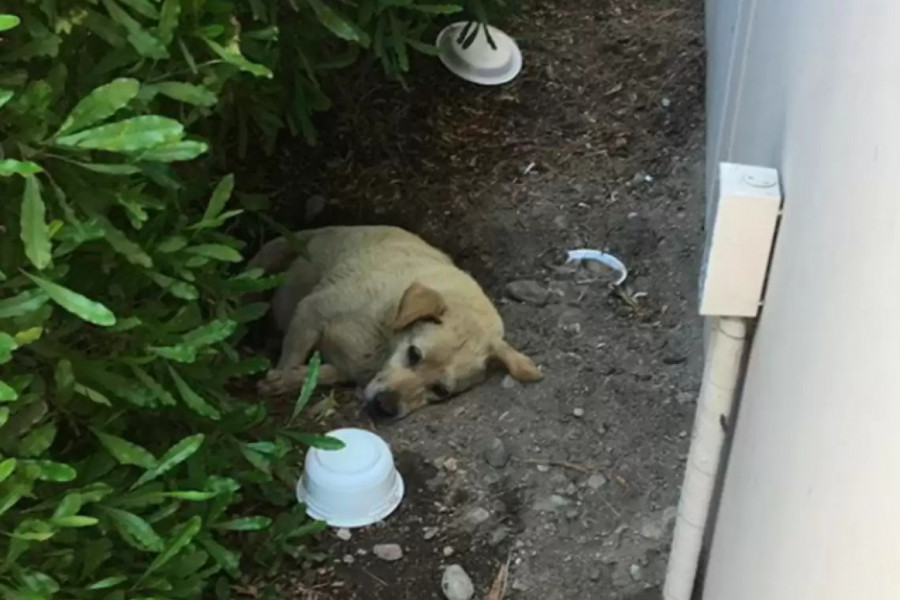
left=437, top=22, right=523, bottom=86
left=297, top=428, right=404, bottom=528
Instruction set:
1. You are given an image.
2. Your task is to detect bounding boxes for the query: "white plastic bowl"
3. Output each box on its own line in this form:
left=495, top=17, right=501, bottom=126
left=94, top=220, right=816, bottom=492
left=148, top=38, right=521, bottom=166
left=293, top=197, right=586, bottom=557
left=436, top=22, right=523, bottom=86
left=296, top=428, right=404, bottom=528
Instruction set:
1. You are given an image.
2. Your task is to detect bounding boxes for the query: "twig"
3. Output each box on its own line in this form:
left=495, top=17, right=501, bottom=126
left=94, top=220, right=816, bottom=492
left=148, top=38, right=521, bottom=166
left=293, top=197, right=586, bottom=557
left=517, top=458, right=595, bottom=474
left=362, top=567, right=389, bottom=587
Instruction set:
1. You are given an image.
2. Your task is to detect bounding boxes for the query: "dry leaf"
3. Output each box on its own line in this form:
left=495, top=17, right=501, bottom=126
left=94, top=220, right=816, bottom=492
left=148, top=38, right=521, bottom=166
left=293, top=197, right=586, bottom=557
left=483, top=559, right=510, bottom=600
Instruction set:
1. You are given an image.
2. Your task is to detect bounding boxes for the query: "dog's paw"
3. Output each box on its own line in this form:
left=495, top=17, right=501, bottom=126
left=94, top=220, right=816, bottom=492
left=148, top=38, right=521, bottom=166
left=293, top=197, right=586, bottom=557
left=258, top=368, right=306, bottom=397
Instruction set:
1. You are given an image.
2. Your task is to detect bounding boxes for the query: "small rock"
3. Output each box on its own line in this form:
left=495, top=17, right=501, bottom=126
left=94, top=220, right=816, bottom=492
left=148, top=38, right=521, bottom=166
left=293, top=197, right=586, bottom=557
left=373, top=544, right=403, bottom=562
left=573, top=407, right=585, bottom=418
left=661, top=97, right=672, bottom=107
left=489, top=526, right=510, bottom=546
left=501, top=374, right=519, bottom=389
left=676, top=391, right=695, bottom=405
left=483, top=438, right=511, bottom=469
left=342, top=554, right=355, bottom=564
left=556, top=308, right=585, bottom=336
left=629, top=564, right=644, bottom=581
left=640, top=519, right=666, bottom=541
left=441, top=565, right=475, bottom=600
left=536, top=464, right=550, bottom=473
left=506, top=280, right=549, bottom=306
left=565, top=508, right=580, bottom=520
left=464, top=507, right=491, bottom=528
left=587, top=473, right=608, bottom=490
left=423, top=526, right=440, bottom=541
left=532, top=494, right=571, bottom=512
left=335, top=528, right=352, bottom=541
left=589, top=568, right=602, bottom=581
left=443, top=545, right=455, bottom=557
left=442, top=457, right=459, bottom=472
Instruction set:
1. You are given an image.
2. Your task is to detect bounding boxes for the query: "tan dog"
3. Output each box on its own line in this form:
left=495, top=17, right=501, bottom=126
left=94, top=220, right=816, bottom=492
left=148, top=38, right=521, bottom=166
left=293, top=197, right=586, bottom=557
left=250, top=226, right=542, bottom=419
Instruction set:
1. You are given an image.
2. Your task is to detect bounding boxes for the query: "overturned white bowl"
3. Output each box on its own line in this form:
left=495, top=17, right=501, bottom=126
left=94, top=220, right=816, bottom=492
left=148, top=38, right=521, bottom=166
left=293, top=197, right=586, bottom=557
left=436, top=22, right=523, bottom=86
left=296, top=428, right=404, bottom=528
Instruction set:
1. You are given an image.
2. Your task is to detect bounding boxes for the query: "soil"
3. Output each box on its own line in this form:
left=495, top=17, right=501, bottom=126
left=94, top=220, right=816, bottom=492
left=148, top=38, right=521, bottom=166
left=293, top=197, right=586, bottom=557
left=242, top=0, right=706, bottom=598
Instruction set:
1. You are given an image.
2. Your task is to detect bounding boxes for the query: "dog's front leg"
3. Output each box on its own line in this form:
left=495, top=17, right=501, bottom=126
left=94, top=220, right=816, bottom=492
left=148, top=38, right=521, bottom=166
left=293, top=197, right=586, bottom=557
left=259, top=298, right=325, bottom=396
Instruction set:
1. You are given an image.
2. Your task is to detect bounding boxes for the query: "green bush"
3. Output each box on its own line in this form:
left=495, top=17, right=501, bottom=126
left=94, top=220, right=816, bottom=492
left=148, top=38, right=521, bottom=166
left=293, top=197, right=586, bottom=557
left=0, top=0, right=507, bottom=597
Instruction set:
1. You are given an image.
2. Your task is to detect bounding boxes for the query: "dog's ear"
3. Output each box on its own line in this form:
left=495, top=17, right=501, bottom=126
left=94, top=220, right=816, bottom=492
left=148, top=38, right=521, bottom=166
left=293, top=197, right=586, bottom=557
left=491, top=340, right=543, bottom=382
left=393, top=282, right=447, bottom=330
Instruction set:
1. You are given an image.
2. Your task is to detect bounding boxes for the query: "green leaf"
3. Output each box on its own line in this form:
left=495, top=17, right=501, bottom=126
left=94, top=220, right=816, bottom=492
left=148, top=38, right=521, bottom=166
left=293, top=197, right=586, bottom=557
left=18, top=422, right=57, bottom=457
left=0, top=89, right=12, bottom=108
left=147, top=272, right=198, bottom=301
left=0, top=159, right=42, bottom=177
left=0, top=458, right=16, bottom=484
left=283, top=432, right=346, bottom=450
left=143, top=515, right=202, bottom=577
left=202, top=174, right=234, bottom=223
left=131, top=433, right=204, bottom=489
left=183, top=319, right=237, bottom=347
left=189, top=208, right=244, bottom=231
left=0, top=332, right=15, bottom=364
left=55, top=116, right=184, bottom=153
left=158, top=0, right=181, bottom=44
left=74, top=383, right=112, bottom=406
left=156, top=81, right=217, bottom=107
left=148, top=344, right=197, bottom=363
left=292, top=351, right=321, bottom=422
left=21, top=176, right=52, bottom=270
left=0, top=14, right=21, bottom=32
left=118, top=0, right=159, bottom=19
left=131, top=366, right=177, bottom=406
left=56, top=78, right=140, bottom=135
left=101, top=0, right=168, bottom=58
left=0, top=289, right=49, bottom=318
left=408, top=3, right=462, bottom=13
left=104, top=507, right=164, bottom=552
left=0, top=380, right=18, bottom=402
left=97, top=216, right=153, bottom=267
left=168, top=365, right=220, bottom=419
left=86, top=575, right=128, bottom=590
left=307, top=0, right=365, bottom=43
left=163, top=490, right=216, bottom=501
left=24, top=460, right=77, bottom=481
left=94, top=430, right=157, bottom=469
left=204, top=38, right=273, bottom=78
left=139, top=140, right=208, bottom=162
left=53, top=492, right=83, bottom=518
left=24, top=273, right=116, bottom=327
left=73, top=161, right=141, bottom=175
left=52, top=515, right=99, bottom=527
left=198, top=536, right=240, bottom=578
left=184, top=244, right=242, bottom=262
left=13, top=519, right=55, bottom=541
left=212, top=516, right=272, bottom=531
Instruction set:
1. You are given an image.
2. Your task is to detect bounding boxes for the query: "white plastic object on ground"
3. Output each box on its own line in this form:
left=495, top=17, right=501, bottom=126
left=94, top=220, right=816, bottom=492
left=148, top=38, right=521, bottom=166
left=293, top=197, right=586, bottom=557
left=565, top=248, right=629, bottom=286
left=296, top=428, right=404, bottom=528
left=436, top=22, right=523, bottom=86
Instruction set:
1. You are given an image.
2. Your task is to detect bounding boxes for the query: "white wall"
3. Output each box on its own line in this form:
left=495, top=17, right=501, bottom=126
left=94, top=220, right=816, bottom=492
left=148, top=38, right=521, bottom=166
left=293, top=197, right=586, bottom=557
left=703, top=1, right=900, bottom=599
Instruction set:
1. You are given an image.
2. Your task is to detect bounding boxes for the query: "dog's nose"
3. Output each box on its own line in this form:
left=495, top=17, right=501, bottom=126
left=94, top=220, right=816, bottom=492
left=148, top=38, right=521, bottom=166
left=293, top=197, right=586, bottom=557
left=368, top=391, right=399, bottom=419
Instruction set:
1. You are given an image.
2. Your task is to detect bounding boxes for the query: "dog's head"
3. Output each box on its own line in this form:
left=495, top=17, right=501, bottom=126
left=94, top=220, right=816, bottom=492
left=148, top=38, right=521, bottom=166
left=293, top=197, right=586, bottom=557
left=362, top=282, right=542, bottom=419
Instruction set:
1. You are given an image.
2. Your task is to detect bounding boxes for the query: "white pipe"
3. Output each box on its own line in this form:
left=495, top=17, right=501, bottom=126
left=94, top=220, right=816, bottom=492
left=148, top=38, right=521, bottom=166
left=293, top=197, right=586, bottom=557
left=664, top=317, right=749, bottom=600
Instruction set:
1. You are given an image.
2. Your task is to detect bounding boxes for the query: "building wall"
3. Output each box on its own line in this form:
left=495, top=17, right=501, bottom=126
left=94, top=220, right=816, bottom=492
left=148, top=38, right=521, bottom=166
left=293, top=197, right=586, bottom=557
left=703, top=1, right=900, bottom=599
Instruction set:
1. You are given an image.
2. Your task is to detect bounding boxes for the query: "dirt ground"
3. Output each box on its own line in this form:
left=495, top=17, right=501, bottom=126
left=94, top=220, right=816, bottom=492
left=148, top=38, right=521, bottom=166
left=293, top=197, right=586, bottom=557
left=248, top=0, right=706, bottom=598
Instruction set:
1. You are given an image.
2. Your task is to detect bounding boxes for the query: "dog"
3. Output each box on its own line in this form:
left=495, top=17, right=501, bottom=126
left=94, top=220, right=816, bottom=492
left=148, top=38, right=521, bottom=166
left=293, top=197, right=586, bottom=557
left=250, top=226, right=542, bottom=419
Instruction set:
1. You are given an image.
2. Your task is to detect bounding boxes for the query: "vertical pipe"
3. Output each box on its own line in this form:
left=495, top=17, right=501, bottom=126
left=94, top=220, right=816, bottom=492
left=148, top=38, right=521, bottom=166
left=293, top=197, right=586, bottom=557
left=663, top=317, right=748, bottom=600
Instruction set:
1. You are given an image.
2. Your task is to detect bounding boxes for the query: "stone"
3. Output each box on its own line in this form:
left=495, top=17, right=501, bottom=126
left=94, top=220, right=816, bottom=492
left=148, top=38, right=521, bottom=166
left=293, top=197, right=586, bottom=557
left=506, top=280, right=549, bottom=305
left=441, top=565, right=475, bottom=600
left=532, top=494, right=571, bottom=512
left=373, top=544, right=403, bottom=562
left=342, top=554, right=355, bottom=564
left=483, top=437, right=511, bottom=468
left=335, top=528, right=352, bottom=541
left=489, top=526, right=510, bottom=546
left=587, top=473, right=608, bottom=490
left=501, top=374, right=519, bottom=389
left=423, top=526, right=440, bottom=541
left=464, top=507, right=491, bottom=528
left=573, top=407, right=585, bottom=418
left=629, top=564, right=644, bottom=581
left=443, top=545, right=455, bottom=557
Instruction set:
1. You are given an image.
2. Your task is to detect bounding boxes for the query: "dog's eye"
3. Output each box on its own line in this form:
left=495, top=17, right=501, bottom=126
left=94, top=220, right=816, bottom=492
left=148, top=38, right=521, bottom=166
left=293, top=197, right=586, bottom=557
left=407, top=345, right=422, bottom=366
left=430, top=384, right=451, bottom=400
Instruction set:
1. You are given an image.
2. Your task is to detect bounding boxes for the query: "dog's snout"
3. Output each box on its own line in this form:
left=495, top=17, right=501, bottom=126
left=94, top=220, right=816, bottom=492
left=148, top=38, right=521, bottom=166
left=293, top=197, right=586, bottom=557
left=368, top=391, right=400, bottom=419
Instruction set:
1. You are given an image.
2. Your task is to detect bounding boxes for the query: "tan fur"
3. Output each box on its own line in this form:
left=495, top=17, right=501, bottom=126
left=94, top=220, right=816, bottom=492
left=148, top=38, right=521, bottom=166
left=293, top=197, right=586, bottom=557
left=253, top=226, right=542, bottom=419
